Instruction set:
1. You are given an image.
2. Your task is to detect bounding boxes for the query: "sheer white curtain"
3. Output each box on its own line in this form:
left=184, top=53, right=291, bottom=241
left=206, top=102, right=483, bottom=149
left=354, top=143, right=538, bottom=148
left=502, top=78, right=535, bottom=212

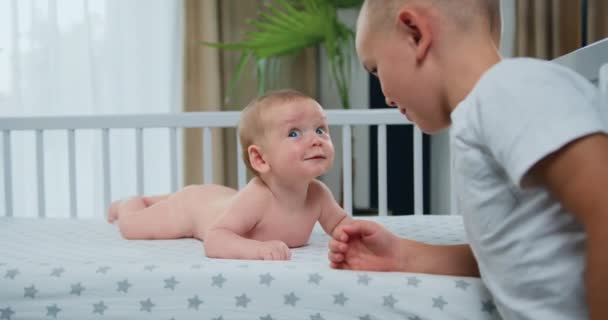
left=0, top=0, right=184, bottom=218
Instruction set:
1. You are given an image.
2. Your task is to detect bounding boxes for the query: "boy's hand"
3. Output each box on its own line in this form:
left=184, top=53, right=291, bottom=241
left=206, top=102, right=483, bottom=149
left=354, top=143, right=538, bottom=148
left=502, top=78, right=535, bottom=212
left=328, top=220, right=407, bottom=271
left=257, top=240, right=292, bottom=260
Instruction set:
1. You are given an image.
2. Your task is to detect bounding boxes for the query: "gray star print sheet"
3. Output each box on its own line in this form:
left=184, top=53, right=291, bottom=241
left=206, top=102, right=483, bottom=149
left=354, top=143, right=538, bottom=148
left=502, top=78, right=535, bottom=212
left=0, top=215, right=501, bottom=320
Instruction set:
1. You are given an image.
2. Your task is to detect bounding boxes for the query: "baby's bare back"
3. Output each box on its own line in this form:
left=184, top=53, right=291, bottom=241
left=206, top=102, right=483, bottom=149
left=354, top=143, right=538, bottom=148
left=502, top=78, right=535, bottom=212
left=168, top=184, right=237, bottom=239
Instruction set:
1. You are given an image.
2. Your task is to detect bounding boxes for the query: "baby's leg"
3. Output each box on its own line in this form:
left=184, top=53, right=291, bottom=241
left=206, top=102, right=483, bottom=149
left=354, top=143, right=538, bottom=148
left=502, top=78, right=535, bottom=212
left=107, top=194, right=170, bottom=223
left=116, top=195, right=193, bottom=240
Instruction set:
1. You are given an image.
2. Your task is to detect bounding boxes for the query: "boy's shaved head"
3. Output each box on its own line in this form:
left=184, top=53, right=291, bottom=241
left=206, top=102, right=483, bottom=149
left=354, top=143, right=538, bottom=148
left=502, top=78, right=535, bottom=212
left=363, top=0, right=501, bottom=44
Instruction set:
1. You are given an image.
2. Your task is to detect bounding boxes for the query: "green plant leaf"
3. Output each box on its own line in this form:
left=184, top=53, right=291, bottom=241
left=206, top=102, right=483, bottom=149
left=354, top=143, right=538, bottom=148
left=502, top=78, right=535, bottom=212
left=202, top=0, right=356, bottom=108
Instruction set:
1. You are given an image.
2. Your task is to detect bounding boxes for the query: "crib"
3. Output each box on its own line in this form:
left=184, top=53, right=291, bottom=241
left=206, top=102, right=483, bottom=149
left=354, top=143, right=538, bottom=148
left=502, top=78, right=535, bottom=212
left=1, top=38, right=606, bottom=319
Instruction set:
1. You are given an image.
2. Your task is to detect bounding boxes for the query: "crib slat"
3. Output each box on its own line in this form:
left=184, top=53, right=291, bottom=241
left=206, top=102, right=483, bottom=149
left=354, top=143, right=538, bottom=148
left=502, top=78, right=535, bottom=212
left=414, top=127, right=423, bottom=215
left=102, top=128, right=111, bottom=217
left=68, top=129, right=77, bottom=218
left=377, top=125, right=388, bottom=216
left=3, top=131, right=13, bottom=217
left=237, top=135, right=247, bottom=189
left=36, top=130, right=46, bottom=218
left=170, top=127, right=178, bottom=191
left=202, top=127, right=213, bottom=184
left=136, top=128, right=144, bottom=195
left=342, top=125, right=353, bottom=215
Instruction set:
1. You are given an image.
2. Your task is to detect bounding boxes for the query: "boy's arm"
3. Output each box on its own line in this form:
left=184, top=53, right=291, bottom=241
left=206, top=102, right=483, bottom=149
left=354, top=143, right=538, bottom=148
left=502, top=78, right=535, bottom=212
left=314, top=180, right=352, bottom=236
left=204, top=182, right=290, bottom=260
left=531, top=133, right=608, bottom=320
left=329, top=219, right=480, bottom=276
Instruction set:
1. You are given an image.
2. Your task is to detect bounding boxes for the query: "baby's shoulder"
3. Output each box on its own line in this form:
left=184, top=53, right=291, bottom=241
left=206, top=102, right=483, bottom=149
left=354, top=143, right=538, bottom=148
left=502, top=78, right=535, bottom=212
left=238, top=177, right=273, bottom=200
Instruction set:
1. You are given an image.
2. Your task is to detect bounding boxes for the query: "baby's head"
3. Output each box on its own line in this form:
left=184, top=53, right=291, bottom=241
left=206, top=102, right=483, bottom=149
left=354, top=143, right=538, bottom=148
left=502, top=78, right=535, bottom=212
left=238, top=89, right=334, bottom=179
left=356, top=0, right=501, bottom=133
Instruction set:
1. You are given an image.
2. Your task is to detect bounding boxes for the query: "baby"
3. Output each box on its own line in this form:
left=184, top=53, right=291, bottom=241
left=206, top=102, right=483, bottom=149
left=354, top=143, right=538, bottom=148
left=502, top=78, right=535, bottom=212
left=108, top=89, right=352, bottom=260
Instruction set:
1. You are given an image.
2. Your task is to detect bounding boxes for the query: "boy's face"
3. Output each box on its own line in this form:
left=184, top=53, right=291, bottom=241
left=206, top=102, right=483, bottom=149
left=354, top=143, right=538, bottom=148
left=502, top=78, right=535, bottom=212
left=260, top=100, right=334, bottom=180
left=356, top=3, right=449, bottom=134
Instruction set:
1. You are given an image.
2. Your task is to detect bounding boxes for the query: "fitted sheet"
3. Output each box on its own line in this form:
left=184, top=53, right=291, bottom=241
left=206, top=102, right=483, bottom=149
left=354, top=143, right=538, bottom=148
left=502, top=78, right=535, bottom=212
left=0, top=215, right=500, bottom=320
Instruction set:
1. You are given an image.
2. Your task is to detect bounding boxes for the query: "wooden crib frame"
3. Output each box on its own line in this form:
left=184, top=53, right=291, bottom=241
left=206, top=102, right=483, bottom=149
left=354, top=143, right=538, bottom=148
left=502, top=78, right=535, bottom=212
left=0, top=109, right=424, bottom=218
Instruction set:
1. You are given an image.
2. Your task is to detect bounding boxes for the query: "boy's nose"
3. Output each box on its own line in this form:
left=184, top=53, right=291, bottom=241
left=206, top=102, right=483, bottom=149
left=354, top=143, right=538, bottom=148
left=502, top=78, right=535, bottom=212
left=385, top=97, right=397, bottom=107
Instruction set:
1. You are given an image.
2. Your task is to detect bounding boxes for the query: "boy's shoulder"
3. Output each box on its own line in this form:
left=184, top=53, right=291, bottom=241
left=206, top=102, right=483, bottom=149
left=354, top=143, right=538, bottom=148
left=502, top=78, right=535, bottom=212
left=480, top=58, right=590, bottom=91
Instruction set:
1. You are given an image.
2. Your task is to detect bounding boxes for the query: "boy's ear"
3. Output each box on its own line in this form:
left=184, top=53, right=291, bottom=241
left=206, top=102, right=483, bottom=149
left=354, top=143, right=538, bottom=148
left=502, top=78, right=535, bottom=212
left=397, top=7, right=432, bottom=62
left=248, top=145, right=270, bottom=174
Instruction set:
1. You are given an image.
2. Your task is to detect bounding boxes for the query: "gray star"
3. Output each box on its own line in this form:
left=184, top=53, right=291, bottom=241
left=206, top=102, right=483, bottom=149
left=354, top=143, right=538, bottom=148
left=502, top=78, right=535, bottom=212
left=96, top=266, right=110, bottom=274
left=383, top=294, right=398, bottom=308
left=284, top=292, right=300, bottom=306
left=235, top=293, right=251, bottom=308
left=117, top=279, right=132, bottom=293
left=358, top=274, right=372, bottom=285
left=358, top=315, right=372, bottom=320
left=455, top=280, right=470, bottom=290
left=70, top=282, right=85, bottom=296
left=260, top=273, right=274, bottom=286
left=212, top=274, right=227, bottom=288
left=140, top=298, right=155, bottom=312
left=46, top=304, right=61, bottom=318
left=144, top=265, right=157, bottom=271
left=24, top=285, right=38, bottom=298
left=50, top=267, right=65, bottom=277
left=308, top=273, right=322, bottom=285
left=92, top=301, right=107, bottom=315
left=482, top=299, right=497, bottom=314
left=259, top=315, right=274, bottom=320
left=164, top=276, right=179, bottom=290
left=432, top=296, right=447, bottom=310
left=407, top=276, right=421, bottom=287
left=310, top=313, right=325, bottom=320
left=188, top=295, right=203, bottom=310
left=0, top=307, right=15, bottom=320
left=333, top=292, right=348, bottom=306
left=4, top=269, right=18, bottom=279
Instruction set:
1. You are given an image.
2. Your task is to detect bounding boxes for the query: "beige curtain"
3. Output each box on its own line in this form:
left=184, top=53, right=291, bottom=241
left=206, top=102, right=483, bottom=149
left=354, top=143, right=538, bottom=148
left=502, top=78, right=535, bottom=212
left=515, top=0, right=608, bottom=59
left=183, top=0, right=318, bottom=188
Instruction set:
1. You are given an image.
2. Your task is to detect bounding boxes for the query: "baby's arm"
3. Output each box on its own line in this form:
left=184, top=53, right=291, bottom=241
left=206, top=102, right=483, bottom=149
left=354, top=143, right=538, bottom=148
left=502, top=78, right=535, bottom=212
left=204, top=181, right=290, bottom=260
left=530, top=133, right=608, bottom=320
left=313, top=180, right=353, bottom=237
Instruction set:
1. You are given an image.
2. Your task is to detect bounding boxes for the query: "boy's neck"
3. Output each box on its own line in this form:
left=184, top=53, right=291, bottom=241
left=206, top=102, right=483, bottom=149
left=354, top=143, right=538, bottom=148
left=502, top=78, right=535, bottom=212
left=259, top=174, right=311, bottom=210
left=442, top=36, right=502, bottom=112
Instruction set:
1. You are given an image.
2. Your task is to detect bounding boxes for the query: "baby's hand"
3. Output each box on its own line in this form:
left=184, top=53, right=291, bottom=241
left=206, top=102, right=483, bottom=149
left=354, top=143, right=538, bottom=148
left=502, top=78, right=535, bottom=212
left=257, top=240, right=291, bottom=260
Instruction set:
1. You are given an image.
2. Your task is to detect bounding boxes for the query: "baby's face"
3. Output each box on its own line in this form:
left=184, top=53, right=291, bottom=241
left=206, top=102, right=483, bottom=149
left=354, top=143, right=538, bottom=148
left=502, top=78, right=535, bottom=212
left=261, top=100, right=334, bottom=180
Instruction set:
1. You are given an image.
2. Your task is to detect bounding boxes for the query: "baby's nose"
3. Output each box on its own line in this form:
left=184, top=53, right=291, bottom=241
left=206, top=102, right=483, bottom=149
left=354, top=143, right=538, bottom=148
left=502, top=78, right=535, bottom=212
left=385, top=97, right=397, bottom=107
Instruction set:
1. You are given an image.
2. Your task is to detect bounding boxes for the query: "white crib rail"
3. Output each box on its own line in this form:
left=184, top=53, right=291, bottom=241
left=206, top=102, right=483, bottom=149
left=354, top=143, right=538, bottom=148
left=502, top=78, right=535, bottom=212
left=0, top=109, right=423, bottom=218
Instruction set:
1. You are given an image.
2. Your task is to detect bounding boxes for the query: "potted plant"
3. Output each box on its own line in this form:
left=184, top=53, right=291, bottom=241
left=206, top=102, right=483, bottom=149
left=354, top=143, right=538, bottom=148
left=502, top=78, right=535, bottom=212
left=204, top=0, right=364, bottom=109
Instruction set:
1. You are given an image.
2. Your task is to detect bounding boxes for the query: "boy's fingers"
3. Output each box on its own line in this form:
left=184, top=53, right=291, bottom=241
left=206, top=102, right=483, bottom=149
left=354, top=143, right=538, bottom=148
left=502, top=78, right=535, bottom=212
left=328, top=239, right=348, bottom=253
left=328, top=252, right=344, bottom=263
left=342, top=221, right=376, bottom=237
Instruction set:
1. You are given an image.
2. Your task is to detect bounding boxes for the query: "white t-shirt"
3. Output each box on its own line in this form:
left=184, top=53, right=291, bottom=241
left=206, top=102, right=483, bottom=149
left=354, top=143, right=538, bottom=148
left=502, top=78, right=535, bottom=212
left=450, top=58, right=604, bottom=320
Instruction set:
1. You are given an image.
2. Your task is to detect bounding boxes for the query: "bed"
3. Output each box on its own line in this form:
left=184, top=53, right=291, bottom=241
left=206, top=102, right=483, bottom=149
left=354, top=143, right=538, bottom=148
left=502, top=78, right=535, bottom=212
left=1, top=38, right=606, bottom=319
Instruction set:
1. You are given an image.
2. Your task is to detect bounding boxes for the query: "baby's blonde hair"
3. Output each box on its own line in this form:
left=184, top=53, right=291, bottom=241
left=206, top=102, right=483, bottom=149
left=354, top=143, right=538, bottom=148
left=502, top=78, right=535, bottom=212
left=238, top=89, right=315, bottom=175
left=364, top=0, right=501, bottom=44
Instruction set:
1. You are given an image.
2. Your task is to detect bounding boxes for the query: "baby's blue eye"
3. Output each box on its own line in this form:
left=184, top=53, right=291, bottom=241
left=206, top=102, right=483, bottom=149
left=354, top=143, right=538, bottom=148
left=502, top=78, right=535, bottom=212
left=288, top=130, right=300, bottom=138
left=316, top=127, right=327, bottom=135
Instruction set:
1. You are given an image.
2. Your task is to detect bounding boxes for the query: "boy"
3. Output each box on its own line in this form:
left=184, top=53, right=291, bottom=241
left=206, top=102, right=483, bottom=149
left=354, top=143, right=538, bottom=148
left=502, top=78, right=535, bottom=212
left=108, top=89, right=351, bottom=260
left=328, top=0, right=607, bottom=319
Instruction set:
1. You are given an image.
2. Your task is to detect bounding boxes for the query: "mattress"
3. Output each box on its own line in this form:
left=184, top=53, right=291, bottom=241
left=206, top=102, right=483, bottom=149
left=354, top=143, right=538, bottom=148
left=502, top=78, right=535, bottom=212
left=0, top=215, right=500, bottom=320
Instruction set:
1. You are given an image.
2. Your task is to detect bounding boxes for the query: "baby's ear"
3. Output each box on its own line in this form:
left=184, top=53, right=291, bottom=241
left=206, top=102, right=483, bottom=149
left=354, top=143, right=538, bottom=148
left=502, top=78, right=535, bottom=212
left=248, top=145, right=270, bottom=174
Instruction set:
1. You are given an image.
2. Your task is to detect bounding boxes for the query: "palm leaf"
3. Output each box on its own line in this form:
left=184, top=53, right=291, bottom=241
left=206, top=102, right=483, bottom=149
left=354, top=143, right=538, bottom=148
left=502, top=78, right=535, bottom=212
left=202, top=0, right=358, bottom=108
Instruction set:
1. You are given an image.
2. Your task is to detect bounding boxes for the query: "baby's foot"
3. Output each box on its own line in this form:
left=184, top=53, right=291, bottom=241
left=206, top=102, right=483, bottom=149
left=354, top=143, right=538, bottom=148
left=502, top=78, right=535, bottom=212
left=107, top=200, right=122, bottom=223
